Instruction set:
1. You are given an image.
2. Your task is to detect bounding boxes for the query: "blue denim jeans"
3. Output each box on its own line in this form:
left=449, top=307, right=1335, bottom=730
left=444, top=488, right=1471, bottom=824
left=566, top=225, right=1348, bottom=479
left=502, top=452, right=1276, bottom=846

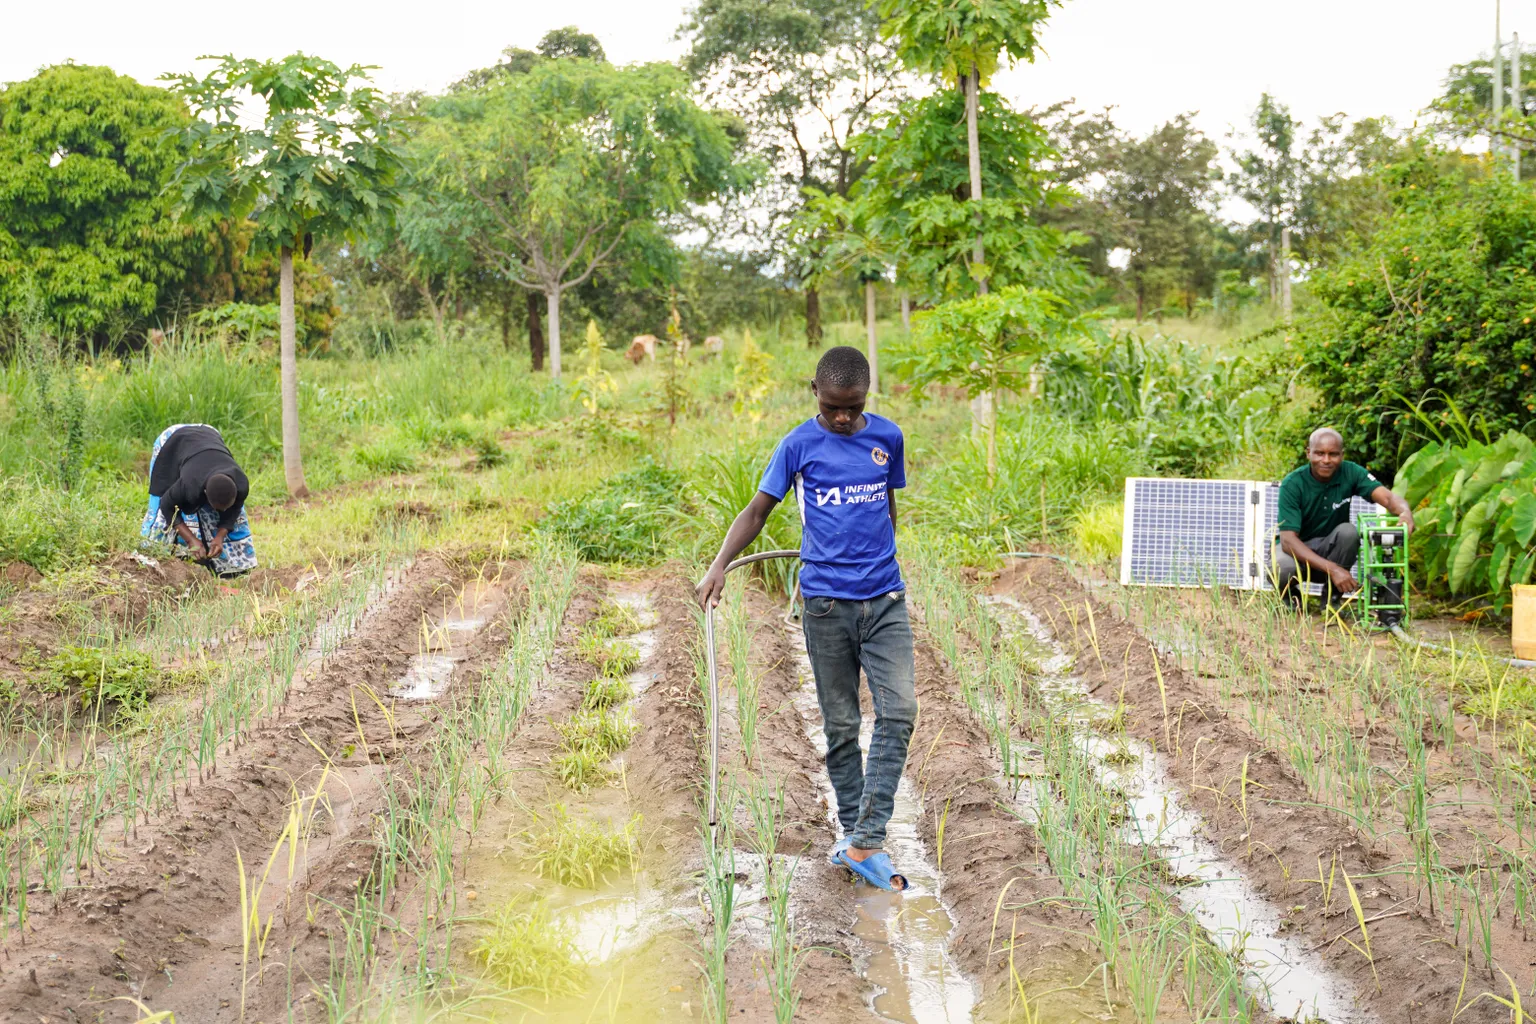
left=802, top=590, right=917, bottom=850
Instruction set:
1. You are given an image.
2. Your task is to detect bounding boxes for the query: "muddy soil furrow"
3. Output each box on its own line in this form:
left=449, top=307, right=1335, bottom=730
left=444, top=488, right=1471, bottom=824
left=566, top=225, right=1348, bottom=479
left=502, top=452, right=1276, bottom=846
left=1011, top=558, right=1536, bottom=1023
left=735, top=588, right=886, bottom=1023
left=902, top=612, right=1114, bottom=1017
left=0, top=554, right=508, bottom=1023
left=1122, top=586, right=1535, bottom=891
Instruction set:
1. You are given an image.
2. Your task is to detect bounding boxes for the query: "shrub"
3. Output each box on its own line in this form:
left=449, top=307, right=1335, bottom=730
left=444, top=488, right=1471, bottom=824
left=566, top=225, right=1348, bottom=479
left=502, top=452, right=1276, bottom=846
left=1298, top=156, right=1536, bottom=474
left=1395, top=429, right=1536, bottom=609
left=540, top=461, right=684, bottom=564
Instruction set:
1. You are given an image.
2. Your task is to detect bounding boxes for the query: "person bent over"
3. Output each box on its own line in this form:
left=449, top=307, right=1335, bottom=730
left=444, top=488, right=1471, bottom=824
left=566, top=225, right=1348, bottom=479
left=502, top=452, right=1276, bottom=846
left=697, top=346, right=914, bottom=891
left=1275, top=427, right=1412, bottom=603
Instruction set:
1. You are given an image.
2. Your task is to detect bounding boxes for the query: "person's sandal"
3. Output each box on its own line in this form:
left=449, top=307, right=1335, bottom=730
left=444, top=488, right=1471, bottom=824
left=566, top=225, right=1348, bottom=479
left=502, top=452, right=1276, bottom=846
left=834, top=847, right=908, bottom=891
left=827, top=837, right=853, bottom=867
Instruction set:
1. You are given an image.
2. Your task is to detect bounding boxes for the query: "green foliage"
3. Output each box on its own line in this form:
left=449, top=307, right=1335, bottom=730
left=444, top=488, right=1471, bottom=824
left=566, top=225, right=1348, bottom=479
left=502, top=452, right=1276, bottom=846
left=540, top=461, right=685, bottom=564
left=732, top=329, right=775, bottom=421
left=0, top=65, right=211, bottom=337
left=1394, top=430, right=1536, bottom=607
left=527, top=805, right=638, bottom=888
left=421, top=58, right=739, bottom=312
left=576, top=636, right=640, bottom=677
left=44, top=645, right=156, bottom=714
left=470, top=433, right=507, bottom=469
left=165, top=54, right=406, bottom=256
left=1047, top=330, right=1295, bottom=477
left=840, top=89, right=1079, bottom=303
left=471, top=896, right=584, bottom=997
left=1072, top=500, right=1123, bottom=563
left=106, top=338, right=277, bottom=455
left=583, top=601, right=642, bottom=640
left=0, top=479, right=134, bottom=572
left=899, top=286, right=1084, bottom=400
left=876, top=0, right=1053, bottom=85
left=1298, top=157, right=1536, bottom=473
left=351, top=437, right=419, bottom=475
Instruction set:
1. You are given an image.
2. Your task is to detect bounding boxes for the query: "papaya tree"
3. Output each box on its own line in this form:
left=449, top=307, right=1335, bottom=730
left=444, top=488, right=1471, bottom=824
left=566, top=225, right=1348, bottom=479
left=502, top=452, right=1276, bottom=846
left=897, top=286, right=1088, bottom=485
left=166, top=54, right=405, bottom=497
left=876, top=0, right=1056, bottom=293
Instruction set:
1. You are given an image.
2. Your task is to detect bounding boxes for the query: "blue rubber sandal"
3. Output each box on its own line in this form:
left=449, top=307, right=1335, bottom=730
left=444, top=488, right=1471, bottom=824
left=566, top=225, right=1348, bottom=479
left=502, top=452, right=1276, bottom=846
left=835, top=848, right=909, bottom=891
left=827, top=837, right=853, bottom=867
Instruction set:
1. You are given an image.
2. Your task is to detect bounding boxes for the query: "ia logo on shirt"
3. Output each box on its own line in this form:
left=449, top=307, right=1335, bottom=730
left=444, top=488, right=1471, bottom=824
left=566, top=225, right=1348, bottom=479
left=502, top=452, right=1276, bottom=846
left=871, top=446, right=889, bottom=466
left=816, top=487, right=841, bottom=506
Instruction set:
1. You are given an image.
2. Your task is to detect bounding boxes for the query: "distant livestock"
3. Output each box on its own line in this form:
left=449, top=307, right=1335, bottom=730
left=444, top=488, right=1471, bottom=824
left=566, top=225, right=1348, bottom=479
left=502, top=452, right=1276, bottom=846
left=625, top=334, right=658, bottom=364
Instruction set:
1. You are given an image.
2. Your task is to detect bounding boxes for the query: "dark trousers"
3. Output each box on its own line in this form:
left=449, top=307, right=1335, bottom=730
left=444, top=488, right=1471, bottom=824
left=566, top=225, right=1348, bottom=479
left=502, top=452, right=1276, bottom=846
left=801, top=590, right=917, bottom=851
left=1275, top=522, right=1360, bottom=591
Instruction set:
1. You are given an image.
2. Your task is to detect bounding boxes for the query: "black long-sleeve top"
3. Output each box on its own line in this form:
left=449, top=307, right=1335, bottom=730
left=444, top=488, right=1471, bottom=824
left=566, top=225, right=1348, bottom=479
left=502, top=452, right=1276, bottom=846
left=148, top=425, right=249, bottom=532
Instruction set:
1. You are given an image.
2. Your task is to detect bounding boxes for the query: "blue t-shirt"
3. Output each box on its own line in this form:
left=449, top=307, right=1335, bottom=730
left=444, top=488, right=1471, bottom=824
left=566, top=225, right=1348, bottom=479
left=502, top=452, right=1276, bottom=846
left=758, top=413, right=906, bottom=600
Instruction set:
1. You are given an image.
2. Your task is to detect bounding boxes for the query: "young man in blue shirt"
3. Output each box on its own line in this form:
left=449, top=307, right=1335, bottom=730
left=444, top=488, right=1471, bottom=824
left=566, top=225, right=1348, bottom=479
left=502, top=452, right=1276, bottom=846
left=697, top=346, right=914, bottom=891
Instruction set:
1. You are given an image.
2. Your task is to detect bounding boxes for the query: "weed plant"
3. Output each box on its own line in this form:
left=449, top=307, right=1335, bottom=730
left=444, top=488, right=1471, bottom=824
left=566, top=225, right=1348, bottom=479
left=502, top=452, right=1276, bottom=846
left=581, top=674, right=632, bottom=711
left=471, top=896, right=585, bottom=999
left=528, top=805, right=640, bottom=888
left=576, top=635, right=640, bottom=677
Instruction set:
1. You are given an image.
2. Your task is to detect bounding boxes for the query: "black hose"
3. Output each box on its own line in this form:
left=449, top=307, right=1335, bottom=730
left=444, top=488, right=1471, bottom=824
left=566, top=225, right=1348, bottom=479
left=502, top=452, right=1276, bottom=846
left=1003, top=551, right=1077, bottom=565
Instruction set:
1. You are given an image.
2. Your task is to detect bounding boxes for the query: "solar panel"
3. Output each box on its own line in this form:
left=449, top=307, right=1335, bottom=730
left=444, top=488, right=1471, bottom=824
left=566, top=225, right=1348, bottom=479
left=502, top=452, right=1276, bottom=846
left=1255, top=487, right=1383, bottom=591
left=1120, top=478, right=1254, bottom=588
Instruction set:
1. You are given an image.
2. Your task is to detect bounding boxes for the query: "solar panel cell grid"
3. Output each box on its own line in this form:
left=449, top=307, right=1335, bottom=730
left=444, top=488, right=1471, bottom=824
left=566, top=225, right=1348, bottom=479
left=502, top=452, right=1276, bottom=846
left=1123, top=478, right=1249, bottom=588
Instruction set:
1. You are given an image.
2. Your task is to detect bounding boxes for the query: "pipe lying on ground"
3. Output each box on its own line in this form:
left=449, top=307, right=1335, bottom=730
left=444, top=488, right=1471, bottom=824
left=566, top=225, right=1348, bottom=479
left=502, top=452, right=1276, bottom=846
left=703, top=549, right=800, bottom=827
left=1389, top=624, right=1536, bottom=670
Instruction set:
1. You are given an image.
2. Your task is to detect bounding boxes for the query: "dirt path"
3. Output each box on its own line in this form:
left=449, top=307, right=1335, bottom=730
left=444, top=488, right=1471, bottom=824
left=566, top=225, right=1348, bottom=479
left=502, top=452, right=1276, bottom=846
left=1008, top=557, right=1536, bottom=1024
left=0, top=553, right=512, bottom=1022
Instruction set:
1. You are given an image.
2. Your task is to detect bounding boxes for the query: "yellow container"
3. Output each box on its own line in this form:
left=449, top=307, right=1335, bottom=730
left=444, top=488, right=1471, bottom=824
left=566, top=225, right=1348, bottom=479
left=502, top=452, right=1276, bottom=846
left=1514, top=585, right=1536, bottom=659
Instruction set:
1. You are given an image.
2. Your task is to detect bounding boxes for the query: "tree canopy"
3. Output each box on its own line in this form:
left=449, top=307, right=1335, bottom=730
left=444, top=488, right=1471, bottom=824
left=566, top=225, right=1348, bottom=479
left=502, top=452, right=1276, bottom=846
left=0, top=64, right=210, bottom=337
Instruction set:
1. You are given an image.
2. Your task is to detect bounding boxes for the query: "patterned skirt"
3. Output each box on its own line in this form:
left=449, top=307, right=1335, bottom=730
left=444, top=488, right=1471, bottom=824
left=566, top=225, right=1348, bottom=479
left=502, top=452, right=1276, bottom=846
left=139, top=424, right=258, bottom=577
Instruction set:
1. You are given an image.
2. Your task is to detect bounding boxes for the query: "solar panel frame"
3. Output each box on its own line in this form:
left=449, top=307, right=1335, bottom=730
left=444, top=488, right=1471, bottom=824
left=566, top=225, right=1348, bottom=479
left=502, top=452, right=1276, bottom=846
left=1120, top=477, right=1255, bottom=589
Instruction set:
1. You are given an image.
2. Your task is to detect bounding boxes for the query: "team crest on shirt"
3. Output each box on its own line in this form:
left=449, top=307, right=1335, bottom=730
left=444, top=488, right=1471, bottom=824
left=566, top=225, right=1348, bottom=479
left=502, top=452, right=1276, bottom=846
left=871, top=446, right=889, bottom=466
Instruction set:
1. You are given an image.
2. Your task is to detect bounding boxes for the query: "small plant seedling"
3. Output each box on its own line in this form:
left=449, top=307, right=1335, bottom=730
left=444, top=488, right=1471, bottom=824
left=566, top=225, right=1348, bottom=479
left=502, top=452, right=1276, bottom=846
left=576, top=636, right=640, bottom=677
left=44, top=646, right=160, bottom=716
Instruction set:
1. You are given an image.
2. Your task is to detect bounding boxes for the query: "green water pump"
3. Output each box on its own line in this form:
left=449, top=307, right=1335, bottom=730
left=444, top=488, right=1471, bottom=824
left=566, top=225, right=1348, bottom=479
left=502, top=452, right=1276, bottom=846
left=1355, top=513, right=1409, bottom=628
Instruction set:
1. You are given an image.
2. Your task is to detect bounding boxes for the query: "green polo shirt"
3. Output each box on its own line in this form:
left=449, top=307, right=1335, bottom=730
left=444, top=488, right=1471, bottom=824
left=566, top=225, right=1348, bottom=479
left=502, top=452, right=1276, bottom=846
left=1277, top=461, right=1382, bottom=542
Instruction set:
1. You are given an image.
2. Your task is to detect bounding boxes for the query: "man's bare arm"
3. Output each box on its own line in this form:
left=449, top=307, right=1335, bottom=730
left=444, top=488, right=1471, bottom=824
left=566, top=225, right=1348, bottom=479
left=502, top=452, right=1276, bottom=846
left=696, top=491, right=781, bottom=608
left=1369, top=485, right=1416, bottom=536
left=1279, top=529, right=1358, bottom=594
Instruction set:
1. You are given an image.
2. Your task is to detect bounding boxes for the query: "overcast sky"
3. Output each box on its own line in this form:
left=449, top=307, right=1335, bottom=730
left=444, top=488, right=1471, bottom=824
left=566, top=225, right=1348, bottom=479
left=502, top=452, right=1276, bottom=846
left=2, top=0, right=1526, bottom=146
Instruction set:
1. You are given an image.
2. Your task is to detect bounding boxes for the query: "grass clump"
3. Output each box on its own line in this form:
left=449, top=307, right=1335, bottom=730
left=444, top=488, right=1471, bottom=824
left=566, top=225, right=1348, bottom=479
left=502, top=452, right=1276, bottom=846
left=552, top=708, right=636, bottom=791
left=576, top=636, right=640, bottom=677
left=583, top=600, right=642, bottom=641
left=1072, top=499, right=1123, bottom=563
left=351, top=437, right=419, bottom=474
left=582, top=674, right=632, bottom=711
left=471, top=896, right=585, bottom=999
left=528, top=806, right=640, bottom=888
left=540, top=461, right=684, bottom=565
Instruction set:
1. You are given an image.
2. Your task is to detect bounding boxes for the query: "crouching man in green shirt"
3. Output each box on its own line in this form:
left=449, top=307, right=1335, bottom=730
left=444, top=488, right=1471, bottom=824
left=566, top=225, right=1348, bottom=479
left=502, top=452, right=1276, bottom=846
left=1276, top=427, right=1415, bottom=601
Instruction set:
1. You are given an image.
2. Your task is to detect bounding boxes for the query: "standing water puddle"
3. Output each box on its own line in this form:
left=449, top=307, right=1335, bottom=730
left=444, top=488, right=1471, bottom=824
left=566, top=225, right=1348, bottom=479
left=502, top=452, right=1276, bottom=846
left=454, top=588, right=702, bottom=1022
left=982, top=595, right=1368, bottom=1024
left=390, top=580, right=502, bottom=701
left=784, top=622, right=977, bottom=1024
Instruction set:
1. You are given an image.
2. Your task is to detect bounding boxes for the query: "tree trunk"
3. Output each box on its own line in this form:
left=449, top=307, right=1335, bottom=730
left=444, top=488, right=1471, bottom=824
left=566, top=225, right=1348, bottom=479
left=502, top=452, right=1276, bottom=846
left=966, top=64, right=992, bottom=441
left=966, top=66, right=987, bottom=297
left=805, top=287, right=823, bottom=347
left=527, top=292, right=545, bottom=372
left=985, top=387, right=998, bottom=489
left=500, top=289, right=513, bottom=350
left=865, top=281, right=880, bottom=395
left=1135, top=283, right=1145, bottom=322
left=1280, top=226, right=1293, bottom=320
left=900, top=290, right=911, bottom=330
left=278, top=245, right=308, bottom=498
left=546, top=288, right=562, bottom=380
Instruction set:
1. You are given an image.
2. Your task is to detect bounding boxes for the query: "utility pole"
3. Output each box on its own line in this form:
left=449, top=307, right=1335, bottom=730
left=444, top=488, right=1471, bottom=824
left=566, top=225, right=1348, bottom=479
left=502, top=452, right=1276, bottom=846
left=1517, top=32, right=1525, bottom=179
left=1280, top=226, right=1293, bottom=320
left=1495, top=0, right=1505, bottom=167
